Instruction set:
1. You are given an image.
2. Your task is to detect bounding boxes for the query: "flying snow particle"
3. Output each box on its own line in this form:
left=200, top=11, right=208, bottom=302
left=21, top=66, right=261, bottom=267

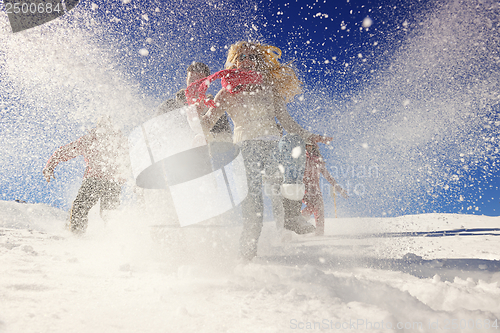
left=146, top=38, right=153, bottom=44
left=403, top=99, right=410, bottom=106
left=139, top=48, right=149, bottom=56
left=402, top=20, right=409, bottom=28
left=142, top=14, right=149, bottom=21
left=362, top=17, right=373, bottom=28
left=292, top=146, right=302, bottom=158
left=91, top=3, right=98, bottom=10
left=122, top=0, right=131, bottom=4
left=252, top=24, right=258, bottom=31
left=361, top=143, right=369, bottom=149
left=210, top=46, right=216, bottom=52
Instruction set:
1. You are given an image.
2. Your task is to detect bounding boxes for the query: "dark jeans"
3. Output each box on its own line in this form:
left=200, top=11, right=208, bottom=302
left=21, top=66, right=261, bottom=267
left=69, top=178, right=121, bottom=233
left=238, top=134, right=306, bottom=259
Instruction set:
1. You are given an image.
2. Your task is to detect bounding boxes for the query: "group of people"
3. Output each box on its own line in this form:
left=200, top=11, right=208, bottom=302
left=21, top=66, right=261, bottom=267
left=43, top=40, right=348, bottom=262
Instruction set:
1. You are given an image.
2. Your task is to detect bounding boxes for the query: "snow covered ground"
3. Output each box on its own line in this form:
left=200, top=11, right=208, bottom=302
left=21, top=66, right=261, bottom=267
left=1, top=200, right=500, bottom=333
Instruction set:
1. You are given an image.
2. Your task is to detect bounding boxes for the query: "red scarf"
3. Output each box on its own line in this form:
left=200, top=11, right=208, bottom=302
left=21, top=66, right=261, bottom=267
left=185, top=69, right=263, bottom=108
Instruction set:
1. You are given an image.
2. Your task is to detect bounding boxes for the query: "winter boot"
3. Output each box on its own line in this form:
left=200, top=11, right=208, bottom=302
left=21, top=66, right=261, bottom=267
left=282, top=197, right=315, bottom=234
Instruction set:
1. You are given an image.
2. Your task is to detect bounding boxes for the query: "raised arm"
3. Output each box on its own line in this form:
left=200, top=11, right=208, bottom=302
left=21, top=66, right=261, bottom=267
left=43, top=136, right=86, bottom=182
left=318, top=159, right=348, bottom=198
left=272, top=88, right=332, bottom=144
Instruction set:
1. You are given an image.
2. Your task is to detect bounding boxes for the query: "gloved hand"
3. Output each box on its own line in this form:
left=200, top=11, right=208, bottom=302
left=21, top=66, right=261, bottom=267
left=309, top=134, right=333, bottom=145
left=43, top=168, right=55, bottom=183
left=333, top=183, right=349, bottom=199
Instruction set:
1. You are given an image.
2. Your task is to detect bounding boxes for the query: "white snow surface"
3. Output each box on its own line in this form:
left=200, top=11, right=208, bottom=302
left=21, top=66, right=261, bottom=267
left=1, top=200, right=500, bottom=333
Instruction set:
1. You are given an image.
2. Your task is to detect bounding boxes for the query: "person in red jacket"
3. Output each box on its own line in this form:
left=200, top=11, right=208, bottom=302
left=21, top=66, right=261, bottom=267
left=43, top=116, right=130, bottom=234
left=302, top=144, right=348, bottom=236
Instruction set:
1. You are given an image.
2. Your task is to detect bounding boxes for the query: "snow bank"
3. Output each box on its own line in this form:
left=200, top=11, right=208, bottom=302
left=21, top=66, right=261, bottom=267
left=1, top=201, right=500, bottom=332
left=0, top=200, right=66, bottom=232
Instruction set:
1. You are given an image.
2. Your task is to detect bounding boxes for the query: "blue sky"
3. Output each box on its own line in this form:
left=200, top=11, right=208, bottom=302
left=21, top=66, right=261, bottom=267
left=1, top=0, right=499, bottom=217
